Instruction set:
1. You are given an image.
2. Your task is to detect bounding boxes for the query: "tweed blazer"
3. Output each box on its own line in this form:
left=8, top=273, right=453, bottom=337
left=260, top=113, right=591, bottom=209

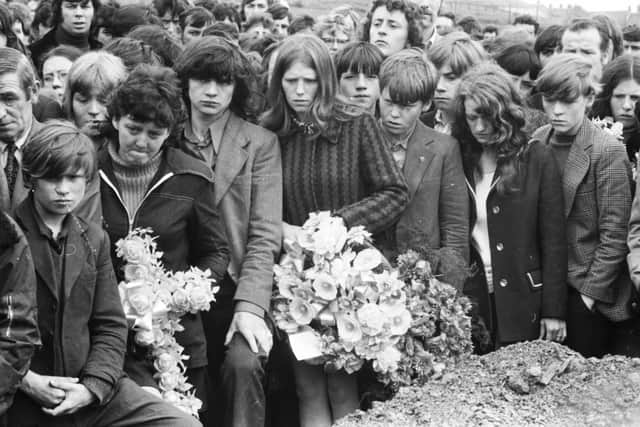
left=178, top=113, right=282, bottom=315
left=532, top=119, right=635, bottom=321
left=395, top=121, right=469, bottom=261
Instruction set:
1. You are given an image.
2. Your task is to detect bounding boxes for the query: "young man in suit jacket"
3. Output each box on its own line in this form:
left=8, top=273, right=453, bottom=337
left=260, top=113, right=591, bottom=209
left=377, top=49, right=469, bottom=262
left=174, top=37, right=282, bottom=427
left=534, top=54, right=637, bottom=357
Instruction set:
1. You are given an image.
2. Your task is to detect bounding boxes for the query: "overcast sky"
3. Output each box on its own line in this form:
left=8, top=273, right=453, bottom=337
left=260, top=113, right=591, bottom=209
left=540, top=0, right=635, bottom=12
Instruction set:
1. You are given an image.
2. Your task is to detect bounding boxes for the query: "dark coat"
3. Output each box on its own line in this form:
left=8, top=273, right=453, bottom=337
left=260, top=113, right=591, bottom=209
left=464, top=141, right=568, bottom=343
left=29, top=27, right=101, bottom=73
left=0, top=212, right=39, bottom=415
left=14, top=198, right=127, bottom=405
left=99, top=147, right=230, bottom=384
left=532, top=119, right=635, bottom=321
left=394, top=121, right=469, bottom=261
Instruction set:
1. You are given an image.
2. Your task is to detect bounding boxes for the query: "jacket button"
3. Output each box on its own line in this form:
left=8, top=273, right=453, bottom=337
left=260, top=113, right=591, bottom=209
left=499, top=279, right=508, bottom=287
left=496, top=243, right=504, bottom=251
left=492, top=206, right=500, bottom=214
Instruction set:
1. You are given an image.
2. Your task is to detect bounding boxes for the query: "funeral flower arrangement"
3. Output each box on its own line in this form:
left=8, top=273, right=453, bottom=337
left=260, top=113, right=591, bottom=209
left=116, top=228, right=219, bottom=417
left=273, top=213, right=474, bottom=386
left=384, top=250, right=473, bottom=387
left=272, top=212, right=412, bottom=375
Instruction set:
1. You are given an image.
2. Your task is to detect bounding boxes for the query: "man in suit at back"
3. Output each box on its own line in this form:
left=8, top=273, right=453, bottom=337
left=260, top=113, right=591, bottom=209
left=0, top=47, right=43, bottom=212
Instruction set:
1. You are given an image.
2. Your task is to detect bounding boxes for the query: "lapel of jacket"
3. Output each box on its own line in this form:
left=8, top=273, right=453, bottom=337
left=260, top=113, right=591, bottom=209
left=403, top=122, right=435, bottom=200
left=214, top=113, right=249, bottom=206
left=62, top=217, right=87, bottom=300
left=0, top=120, right=43, bottom=211
left=15, top=198, right=58, bottom=299
left=562, top=120, right=592, bottom=218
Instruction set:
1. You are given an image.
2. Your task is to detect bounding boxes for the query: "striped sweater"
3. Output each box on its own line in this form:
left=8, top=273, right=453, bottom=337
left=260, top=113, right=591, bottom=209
left=280, top=109, right=409, bottom=235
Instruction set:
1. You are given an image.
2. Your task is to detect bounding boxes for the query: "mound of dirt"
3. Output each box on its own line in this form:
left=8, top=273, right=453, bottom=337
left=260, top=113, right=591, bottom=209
left=336, top=340, right=640, bottom=427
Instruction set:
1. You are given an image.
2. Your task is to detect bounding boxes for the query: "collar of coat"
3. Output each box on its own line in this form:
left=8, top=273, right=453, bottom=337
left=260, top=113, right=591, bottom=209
left=98, top=145, right=215, bottom=183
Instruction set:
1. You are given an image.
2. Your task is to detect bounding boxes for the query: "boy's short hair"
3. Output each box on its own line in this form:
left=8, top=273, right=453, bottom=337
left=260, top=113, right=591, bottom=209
left=202, top=21, right=240, bottom=41
left=483, top=25, right=498, bottom=35
left=457, top=16, right=482, bottom=39
left=334, top=41, right=383, bottom=79
left=379, top=48, right=437, bottom=105
left=534, top=24, right=564, bottom=56
left=22, top=120, right=97, bottom=184
left=495, top=44, right=541, bottom=79
left=179, top=6, right=214, bottom=30
left=243, top=12, right=273, bottom=32
left=428, top=31, right=487, bottom=76
left=513, top=14, right=539, bottom=34
left=536, top=53, right=601, bottom=102
left=288, top=14, right=314, bottom=35
left=623, top=24, right=640, bottom=42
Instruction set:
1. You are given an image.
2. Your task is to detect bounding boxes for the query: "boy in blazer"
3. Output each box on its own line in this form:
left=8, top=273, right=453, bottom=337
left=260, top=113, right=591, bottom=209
left=534, top=54, right=636, bottom=357
left=377, top=49, right=469, bottom=261
left=9, top=121, right=199, bottom=427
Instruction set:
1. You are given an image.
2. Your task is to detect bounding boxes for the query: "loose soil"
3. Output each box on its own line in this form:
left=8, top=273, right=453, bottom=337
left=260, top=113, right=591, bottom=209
left=335, top=340, right=640, bottom=426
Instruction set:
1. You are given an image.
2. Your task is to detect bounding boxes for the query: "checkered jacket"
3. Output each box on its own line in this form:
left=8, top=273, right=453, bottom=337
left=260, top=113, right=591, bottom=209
left=532, top=119, right=635, bottom=321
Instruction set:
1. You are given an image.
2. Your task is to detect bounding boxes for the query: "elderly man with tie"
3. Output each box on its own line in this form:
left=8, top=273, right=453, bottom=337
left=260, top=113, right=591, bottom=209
left=0, top=48, right=43, bottom=212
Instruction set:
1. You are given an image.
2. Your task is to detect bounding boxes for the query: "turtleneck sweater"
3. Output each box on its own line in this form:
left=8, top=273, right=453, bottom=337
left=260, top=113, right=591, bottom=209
left=54, top=26, right=90, bottom=51
left=549, top=132, right=576, bottom=179
left=108, top=144, right=162, bottom=215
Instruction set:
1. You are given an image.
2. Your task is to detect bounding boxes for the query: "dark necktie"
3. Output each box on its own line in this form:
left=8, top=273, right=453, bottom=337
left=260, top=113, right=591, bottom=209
left=4, top=144, right=18, bottom=199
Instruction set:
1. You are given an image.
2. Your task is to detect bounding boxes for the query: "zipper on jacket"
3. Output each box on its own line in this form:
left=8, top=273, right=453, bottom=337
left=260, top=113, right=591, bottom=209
left=5, top=295, right=13, bottom=337
left=99, top=170, right=175, bottom=232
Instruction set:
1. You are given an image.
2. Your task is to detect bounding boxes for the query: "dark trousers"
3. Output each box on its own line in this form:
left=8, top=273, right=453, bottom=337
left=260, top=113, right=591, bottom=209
left=7, top=377, right=201, bottom=427
left=610, top=316, right=640, bottom=357
left=566, top=287, right=612, bottom=358
left=202, top=290, right=267, bottom=427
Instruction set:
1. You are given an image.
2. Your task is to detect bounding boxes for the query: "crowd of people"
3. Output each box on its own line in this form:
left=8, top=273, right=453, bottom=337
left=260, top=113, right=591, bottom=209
left=0, top=0, right=640, bottom=425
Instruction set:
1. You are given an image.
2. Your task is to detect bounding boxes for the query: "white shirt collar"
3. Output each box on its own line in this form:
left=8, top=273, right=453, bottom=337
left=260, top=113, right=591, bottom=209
left=0, top=122, right=32, bottom=152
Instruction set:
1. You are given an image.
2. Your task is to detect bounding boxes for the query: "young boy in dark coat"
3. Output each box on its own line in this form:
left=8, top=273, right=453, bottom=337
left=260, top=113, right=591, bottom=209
left=8, top=120, right=200, bottom=427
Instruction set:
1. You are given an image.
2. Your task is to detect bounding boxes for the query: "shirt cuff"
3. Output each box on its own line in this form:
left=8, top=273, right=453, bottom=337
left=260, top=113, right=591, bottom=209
left=235, top=301, right=265, bottom=318
left=81, top=376, right=112, bottom=405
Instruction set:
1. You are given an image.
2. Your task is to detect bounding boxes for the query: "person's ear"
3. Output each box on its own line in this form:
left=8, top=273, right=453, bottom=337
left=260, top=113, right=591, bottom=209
left=27, top=79, right=40, bottom=105
left=112, top=117, right=119, bottom=131
left=422, top=100, right=432, bottom=112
